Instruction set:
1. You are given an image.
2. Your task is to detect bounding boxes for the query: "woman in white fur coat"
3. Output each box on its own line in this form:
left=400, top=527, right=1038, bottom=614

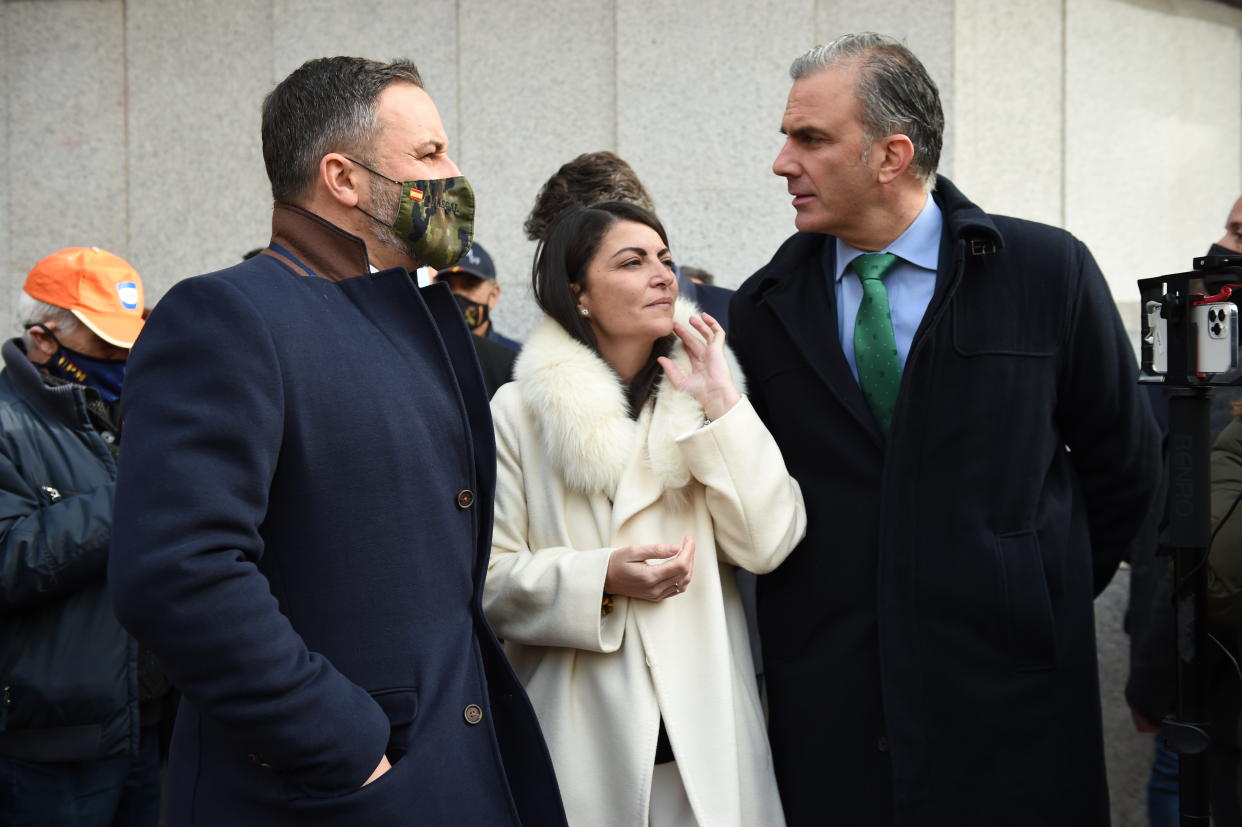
left=483, top=201, right=807, bottom=826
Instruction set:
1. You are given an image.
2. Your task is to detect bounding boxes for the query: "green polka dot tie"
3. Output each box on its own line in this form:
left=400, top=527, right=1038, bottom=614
left=851, top=253, right=902, bottom=436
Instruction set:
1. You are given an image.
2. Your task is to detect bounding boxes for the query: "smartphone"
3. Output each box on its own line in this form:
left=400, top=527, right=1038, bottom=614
left=1193, top=301, right=1239, bottom=375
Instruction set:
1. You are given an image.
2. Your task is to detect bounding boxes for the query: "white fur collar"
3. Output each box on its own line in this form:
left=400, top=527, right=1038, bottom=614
left=513, top=299, right=745, bottom=498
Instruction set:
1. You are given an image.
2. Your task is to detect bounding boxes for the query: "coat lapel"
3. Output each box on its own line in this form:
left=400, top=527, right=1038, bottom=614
left=515, top=300, right=740, bottom=534
left=608, top=410, right=665, bottom=538
left=758, top=243, right=882, bottom=445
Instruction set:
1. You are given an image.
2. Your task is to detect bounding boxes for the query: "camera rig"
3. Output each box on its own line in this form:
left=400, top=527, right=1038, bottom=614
left=1139, top=253, right=1242, bottom=825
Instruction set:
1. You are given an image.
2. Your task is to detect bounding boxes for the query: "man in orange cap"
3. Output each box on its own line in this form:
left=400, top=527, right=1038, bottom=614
left=20, top=246, right=145, bottom=401
left=0, top=246, right=167, bottom=825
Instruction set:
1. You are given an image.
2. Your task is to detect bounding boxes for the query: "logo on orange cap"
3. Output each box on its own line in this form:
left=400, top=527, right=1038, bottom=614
left=23, top=247, right=146, bottom=349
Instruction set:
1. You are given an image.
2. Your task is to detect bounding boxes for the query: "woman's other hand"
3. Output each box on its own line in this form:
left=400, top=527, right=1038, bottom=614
left=604, top=536, right=695, bottom=602
left=657, top=313, right=741, bottom=421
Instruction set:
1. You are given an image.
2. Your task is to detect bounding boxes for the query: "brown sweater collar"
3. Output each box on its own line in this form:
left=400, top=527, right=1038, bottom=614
left=267, top=202, right=374, bottom=283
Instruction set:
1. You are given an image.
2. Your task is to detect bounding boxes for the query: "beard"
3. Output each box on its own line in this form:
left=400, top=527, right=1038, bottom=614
left=367, top=176, right=414, bottom=261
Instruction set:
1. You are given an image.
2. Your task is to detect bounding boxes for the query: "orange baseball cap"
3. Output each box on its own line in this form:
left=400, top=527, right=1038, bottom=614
left=24, top=247, right=145, bottom=348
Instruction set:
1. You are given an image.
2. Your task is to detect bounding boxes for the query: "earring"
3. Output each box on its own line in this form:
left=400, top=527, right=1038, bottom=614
left=579, top=306, right=590, bottom=318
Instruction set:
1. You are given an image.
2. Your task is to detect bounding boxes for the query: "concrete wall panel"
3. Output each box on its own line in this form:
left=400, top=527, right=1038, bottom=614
left=952, top=0, right=1064, bottom=226
left=617, top=0, right=815, bottom=289
left=126, top=0, right=272, bottom=296
left=0, top=3, right=10, bottom=311
left=272, top=0, right=459, bottom=143
left=6, top=0, right=127, bottom=307
left=458, top=0, right=615, bottom=341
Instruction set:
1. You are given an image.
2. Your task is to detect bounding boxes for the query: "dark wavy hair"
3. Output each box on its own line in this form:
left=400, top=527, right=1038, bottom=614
left=523, top=152, right=657, bottom=242
left=533, top=200, right=674, bottom=417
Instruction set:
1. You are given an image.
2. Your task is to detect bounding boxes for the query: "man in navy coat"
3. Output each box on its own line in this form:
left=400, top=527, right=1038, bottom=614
left=730, top=34, right=1162, bottom=826
left=109, top=57, right=566, bottom=826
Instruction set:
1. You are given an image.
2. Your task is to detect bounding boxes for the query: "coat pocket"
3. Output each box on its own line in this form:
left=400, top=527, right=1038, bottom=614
left=285, top=687, right=419, bottom=805
left=950, top=276, right=1058, bottom=358
left=368, top=687, right=419, bottom=761
left=995, top=531, right=1056, bottom=671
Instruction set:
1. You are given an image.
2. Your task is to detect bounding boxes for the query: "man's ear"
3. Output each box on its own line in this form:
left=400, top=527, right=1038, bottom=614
left=26, top=325, right=58, bottom=362
left=875, top=134, right=915, bottom=185
left=488, top=282, right=501, bottom=310
left=321, top=153, right=362, bottom=208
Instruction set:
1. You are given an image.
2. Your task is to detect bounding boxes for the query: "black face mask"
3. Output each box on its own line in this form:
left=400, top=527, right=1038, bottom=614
left=1207, top=243, right=1240, bottom=258
left=31, top=324, right=127, bottom=403
left=453, top=293, right=490, bottom=331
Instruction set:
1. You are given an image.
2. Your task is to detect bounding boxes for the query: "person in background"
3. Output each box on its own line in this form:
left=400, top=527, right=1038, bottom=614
left=1196, top=201, right=1242, bottom=822
left=107, top=56, right=565, bottom=826
left=484, top=201, right=805, bottom=826
left=1203, top=396, right=1242, bottom=825
left=1209, top=195, right=1242, bottom=259
left=680, top=265, right=714, bottom=286
left=1208, top=195, right=1242, bottom=435
left=425, top=249, right=517, bottom=397
left=439, top=241, right=522, bottom=351
left=731, top=33, right=1161, bottom=825
left=471, top=328, right=518, bottom=398
left=0, top=246, right=168, bottom=827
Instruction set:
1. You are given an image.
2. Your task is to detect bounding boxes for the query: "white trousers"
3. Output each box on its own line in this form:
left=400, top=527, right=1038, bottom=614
left=649, top=762, right=699, bottom=826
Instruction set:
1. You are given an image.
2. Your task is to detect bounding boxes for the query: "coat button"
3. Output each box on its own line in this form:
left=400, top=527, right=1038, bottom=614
left=456, top=489, right=475, bottom=509
left=876, top=735, right=889, bottom=752
left=463, top=704, right=483, bottom=725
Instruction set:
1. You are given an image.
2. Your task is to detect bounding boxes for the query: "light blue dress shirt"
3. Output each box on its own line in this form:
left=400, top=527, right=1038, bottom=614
left=832, top=194, right=943, bottom=381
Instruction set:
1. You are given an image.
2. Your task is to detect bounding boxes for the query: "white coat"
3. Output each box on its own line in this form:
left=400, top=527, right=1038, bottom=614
left=484, top=301, right=807, bottom=827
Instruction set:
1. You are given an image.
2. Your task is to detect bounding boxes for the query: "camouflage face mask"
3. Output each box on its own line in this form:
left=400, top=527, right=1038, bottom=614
left=347, top=157, right=476, bottom=270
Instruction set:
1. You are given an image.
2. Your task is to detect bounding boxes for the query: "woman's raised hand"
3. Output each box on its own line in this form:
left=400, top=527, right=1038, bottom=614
left=604, top=536, right=696, bottom=602
left=657, top=313, right=741, bottom=422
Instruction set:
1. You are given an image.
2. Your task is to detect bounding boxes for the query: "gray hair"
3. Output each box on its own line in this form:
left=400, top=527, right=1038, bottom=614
left=261, top=57, right=424, bottom=204
left=16, top=292, right=77, bottom=351
left=791, top=33, right=943, bottom=189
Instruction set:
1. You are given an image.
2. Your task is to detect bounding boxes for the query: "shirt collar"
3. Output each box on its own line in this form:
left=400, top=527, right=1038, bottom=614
left=834, top=192, right=943, bottom=282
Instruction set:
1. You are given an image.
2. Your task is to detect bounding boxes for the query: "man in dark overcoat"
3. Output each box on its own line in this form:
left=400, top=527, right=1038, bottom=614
left=730, top=34, right=1161, bottom=826
left=108, top=57, right=566, bottom=826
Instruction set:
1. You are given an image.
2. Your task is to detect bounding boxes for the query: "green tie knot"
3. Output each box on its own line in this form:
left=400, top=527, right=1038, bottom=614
left=850, top=252, right=899, bottom=283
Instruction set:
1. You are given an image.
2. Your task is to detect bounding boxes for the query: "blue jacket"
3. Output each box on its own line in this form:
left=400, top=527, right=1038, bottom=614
left=110, top=204, right=566, bottom=826
left=731, top=177, right=1161, bottom=827
left=0, top=339, right=138, bottom=763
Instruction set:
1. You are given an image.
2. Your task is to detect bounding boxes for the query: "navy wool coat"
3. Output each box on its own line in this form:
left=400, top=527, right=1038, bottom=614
left=730, top=177, right=1162, bottom=827
left=109, top=204, right=566, bottom=826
